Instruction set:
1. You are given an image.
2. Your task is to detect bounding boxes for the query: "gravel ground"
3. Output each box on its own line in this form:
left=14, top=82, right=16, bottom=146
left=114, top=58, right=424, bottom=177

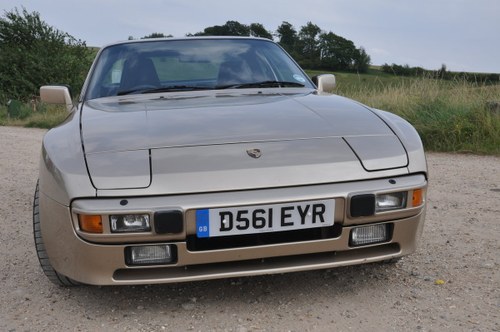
left=0, top=126, right=498, bottom=332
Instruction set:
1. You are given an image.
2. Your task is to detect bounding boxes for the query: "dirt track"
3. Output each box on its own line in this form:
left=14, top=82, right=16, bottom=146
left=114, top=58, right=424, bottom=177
left=0, top=126, right=498, bottom=331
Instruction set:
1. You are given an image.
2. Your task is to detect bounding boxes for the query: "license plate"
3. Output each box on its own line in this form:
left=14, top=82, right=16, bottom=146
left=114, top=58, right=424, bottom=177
left=196, top=199, right=335, bottom=238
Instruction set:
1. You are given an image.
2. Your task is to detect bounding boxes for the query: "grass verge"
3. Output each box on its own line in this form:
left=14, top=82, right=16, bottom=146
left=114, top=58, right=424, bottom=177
left=0, top=104, right=68, bottom=129
left=332, top=75, right=500, bottom=155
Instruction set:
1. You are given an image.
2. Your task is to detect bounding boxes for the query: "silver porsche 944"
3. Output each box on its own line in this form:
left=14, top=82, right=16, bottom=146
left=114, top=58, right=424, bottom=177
left=34, top=37, right=427, bottom=286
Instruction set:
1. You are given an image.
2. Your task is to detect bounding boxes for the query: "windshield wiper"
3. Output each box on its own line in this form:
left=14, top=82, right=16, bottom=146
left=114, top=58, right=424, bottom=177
left=117, top=85, right=210, bottom=96
left=142, top=85, right=212, bottom=93
left=117, top=87, right=150, bottom=96
left=216, top=80, right=305, bottom=89
left=117, top=81, right=305, bottom=96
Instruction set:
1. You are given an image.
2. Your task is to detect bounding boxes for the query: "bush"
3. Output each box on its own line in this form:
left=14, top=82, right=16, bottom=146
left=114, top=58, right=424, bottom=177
left=0, top=105, right=7, bottom=124
left=7, top=100, right=32, bottom=119
left=0, top=7, right=94, bottom=103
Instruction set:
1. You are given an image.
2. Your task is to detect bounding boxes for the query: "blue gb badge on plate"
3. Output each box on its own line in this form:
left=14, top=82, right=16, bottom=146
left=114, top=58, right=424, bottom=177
left=196, top=209, right=210, bottom=238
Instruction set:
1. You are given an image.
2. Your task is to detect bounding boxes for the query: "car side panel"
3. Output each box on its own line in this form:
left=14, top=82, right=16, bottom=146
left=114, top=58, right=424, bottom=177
left=39, top=108, right=96, bottom=206
left=370, top=109, right=427, bottom=176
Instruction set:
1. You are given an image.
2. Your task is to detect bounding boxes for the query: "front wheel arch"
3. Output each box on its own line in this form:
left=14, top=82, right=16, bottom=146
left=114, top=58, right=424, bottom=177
left=33, top=180, right=80, bottom=287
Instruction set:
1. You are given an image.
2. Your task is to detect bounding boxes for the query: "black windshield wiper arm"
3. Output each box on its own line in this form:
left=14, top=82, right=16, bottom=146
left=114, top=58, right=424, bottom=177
left=117, top=85, right=210, bottom=96
left=117, top=88, right=149, bottom=96
left=142, top=86, right=212, bottom=93
left=118, top=81, right=305, bottom=95
left=216, top=80, right=305, bottom=89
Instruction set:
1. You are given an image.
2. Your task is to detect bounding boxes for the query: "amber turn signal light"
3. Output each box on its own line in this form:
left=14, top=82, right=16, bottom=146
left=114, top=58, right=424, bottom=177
left=78, top=214, right=103, bottom=233
left=412, top=189, right=424, bottom=207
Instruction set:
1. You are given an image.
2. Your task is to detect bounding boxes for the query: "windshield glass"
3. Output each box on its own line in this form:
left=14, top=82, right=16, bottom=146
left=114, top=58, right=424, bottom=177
left=84, top=38, right=314, bottom=100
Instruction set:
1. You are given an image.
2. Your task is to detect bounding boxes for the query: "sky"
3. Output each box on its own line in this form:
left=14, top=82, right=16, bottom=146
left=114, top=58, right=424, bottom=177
left=2, top=0, right=499, bottom=73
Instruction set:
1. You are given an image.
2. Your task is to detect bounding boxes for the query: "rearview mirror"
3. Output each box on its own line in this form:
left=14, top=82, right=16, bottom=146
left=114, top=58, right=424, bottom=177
left=312, top=74, right=336, bottom=94
left=40, top=85, right=74, bottom=112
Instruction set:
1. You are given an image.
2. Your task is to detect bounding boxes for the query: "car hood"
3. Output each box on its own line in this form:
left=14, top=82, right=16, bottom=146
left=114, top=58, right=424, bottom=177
left=81, top=90, right=409, bottom=191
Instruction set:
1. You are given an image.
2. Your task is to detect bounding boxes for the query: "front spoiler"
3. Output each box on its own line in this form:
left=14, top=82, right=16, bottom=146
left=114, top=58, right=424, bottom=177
left=39, top=175, right=426, bottom=285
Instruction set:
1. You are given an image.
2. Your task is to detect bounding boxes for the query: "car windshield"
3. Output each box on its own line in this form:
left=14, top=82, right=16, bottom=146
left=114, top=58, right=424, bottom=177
left=84, top=38, right=314, bottom=100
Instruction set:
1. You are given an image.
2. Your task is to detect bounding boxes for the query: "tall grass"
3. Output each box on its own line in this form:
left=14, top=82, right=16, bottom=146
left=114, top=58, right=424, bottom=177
left=335, top=77, right=500, bottom=154
left=0, top=104, right=68, bottom=129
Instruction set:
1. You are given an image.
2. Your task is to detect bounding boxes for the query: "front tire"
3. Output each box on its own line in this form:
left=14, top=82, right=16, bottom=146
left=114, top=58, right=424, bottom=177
left=33, top=180, right=80, bottom=286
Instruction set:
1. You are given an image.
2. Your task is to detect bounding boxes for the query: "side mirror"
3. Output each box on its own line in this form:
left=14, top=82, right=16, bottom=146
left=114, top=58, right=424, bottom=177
left=40, top=85, right=74, bottom=112
left=312, top=74, right=336, bottom=94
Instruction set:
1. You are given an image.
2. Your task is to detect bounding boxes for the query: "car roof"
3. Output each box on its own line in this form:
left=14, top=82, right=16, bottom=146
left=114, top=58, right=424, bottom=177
left=101, top=36, right=274, bottom=49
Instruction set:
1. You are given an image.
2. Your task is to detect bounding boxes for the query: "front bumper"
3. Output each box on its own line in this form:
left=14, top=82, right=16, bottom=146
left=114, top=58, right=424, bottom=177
left=39, top=174, right=426, bottom=285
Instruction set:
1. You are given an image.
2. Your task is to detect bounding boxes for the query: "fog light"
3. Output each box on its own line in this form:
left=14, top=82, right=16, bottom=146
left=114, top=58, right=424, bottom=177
left=126, top=245, right=174, bottom=265
left=110, top=214, right=150, bottom=233
left=350, top=224, right=389, bottom=246
left=376, top=192, right=407, bottom=212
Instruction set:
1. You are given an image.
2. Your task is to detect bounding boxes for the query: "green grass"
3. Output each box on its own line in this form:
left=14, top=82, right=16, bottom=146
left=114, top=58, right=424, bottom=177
left=307, top=69, right=500, bottom=155
left=307, top=68, right=417, bottom=92
left=0, top=103, right=68, bottom=129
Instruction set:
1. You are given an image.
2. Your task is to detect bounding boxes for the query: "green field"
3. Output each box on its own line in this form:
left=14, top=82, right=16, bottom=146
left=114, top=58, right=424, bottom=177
left=1, top=68, right=499, bottom=155
left=307, top=69, right=500, bottom=154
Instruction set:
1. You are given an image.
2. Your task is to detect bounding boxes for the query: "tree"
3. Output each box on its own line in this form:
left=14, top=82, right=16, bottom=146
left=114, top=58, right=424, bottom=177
left=297, top=22, right=322, bottom=68
left=249, top=23, right=272, bottom=39
left=353, top=47, right=371, bottom=73
left=142, top=32, right=172, bottom=39
left=318, top=32, right=356, bottom=71
left=195, top=21, right=250, bottom=36
left=276, top=21, right=298, bottom=53
left=0, top=7, right=93, bottom=102
left=437, top=63, right=449, bottom=79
